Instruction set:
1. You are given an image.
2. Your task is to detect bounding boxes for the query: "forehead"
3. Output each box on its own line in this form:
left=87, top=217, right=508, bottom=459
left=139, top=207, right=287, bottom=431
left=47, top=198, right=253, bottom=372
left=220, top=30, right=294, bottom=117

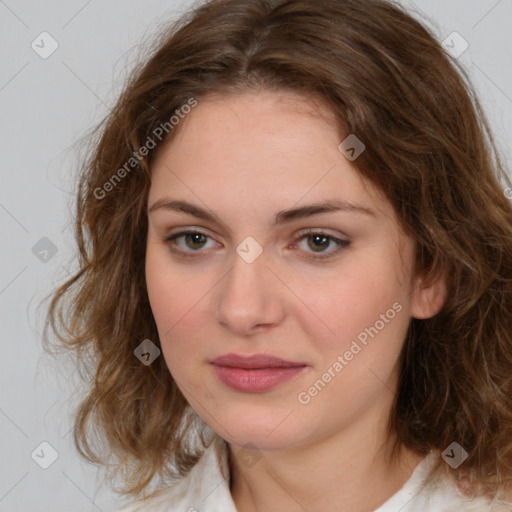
left=148, top=90, right=389, bottom=219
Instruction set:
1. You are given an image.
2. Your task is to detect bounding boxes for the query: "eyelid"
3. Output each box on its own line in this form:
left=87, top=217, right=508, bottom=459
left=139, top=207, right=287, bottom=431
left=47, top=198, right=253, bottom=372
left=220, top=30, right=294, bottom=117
left=165, top=226, right=214, bottom=239
left=294, top=227, right=349, bottom=240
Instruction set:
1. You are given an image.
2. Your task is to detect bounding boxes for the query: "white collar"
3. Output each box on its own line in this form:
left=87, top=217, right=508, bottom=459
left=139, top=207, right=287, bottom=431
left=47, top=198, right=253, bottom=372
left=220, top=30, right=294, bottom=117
left=121, top=434, right=500, bottom=511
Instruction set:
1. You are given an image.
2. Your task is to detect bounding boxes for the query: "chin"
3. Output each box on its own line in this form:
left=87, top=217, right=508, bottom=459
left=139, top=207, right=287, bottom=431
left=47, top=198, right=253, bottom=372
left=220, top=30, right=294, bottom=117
left=213, top=406, right=307, bottom=451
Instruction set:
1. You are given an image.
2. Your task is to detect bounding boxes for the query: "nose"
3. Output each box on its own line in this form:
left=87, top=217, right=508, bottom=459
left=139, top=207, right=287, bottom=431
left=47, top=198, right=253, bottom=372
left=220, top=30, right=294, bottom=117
left=214, top=248, right=286, bottom=336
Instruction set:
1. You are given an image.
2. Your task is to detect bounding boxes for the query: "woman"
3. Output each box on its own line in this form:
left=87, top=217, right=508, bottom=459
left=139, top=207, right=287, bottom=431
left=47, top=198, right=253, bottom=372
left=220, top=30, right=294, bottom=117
left=45, top=0, right=512, bottom=510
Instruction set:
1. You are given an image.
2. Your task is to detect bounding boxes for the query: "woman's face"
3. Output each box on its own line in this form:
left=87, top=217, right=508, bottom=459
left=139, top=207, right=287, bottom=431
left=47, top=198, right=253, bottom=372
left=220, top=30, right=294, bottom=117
left=145, top=90, right=444, bottom=451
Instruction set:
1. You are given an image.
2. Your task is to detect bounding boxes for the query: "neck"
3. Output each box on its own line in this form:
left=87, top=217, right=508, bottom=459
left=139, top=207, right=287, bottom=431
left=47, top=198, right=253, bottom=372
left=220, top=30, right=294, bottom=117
left=228, top=396, right=424, bottom=512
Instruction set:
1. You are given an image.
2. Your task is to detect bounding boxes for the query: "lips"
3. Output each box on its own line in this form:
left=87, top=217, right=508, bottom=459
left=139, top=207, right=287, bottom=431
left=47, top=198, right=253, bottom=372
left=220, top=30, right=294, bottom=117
left=211, top=353, right=306, bottom=369
left=210, top=353, right=308, bottom=392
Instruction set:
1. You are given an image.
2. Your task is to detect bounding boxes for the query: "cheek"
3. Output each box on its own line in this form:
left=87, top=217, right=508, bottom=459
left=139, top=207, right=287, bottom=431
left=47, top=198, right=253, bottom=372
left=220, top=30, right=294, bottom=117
left=292, top=258, right=410, bottom=355
left=146, top=244, right=202, bottom=332
left=145, top=248, right=213, bottom=372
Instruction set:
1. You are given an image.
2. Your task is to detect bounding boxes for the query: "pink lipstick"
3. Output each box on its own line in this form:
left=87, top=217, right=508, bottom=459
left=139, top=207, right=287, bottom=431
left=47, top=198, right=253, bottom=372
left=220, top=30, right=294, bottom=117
left=210, top=353, right=307, bottom=392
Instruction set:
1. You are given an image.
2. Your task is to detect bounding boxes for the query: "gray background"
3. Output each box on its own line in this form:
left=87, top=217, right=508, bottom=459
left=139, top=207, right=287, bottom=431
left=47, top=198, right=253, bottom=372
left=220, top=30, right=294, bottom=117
left=1, top=0, right=511, bottom=510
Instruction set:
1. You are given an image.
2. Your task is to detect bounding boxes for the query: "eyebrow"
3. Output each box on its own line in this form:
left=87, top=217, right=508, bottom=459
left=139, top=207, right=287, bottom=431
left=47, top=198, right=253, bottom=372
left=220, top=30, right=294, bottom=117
left=148, top=198, right=376, bottom=227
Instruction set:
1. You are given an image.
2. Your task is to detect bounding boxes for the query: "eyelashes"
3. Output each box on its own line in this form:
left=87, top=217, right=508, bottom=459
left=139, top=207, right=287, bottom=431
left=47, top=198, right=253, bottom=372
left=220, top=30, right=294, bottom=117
left=164, top=228, right=350, bottom=261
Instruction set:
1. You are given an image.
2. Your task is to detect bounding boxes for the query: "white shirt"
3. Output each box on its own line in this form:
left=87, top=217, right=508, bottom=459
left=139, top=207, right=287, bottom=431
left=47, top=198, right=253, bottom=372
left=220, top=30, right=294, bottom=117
left=118, top=435, right=511, bottom=511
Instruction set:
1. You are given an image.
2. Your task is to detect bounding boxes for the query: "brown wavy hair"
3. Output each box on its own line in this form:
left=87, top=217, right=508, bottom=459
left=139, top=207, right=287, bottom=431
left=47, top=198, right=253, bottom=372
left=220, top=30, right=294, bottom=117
left=43, top=0, right=512, bottom=502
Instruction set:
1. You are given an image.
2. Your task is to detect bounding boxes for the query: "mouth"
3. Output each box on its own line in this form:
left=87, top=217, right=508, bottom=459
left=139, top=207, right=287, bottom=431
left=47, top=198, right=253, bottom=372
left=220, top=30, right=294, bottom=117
left=210, top=353, right=308, bottom=392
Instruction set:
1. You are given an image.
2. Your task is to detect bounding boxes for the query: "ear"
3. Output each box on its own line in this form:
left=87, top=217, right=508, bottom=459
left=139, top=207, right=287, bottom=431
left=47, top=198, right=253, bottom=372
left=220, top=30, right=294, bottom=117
left=410, top=271, right=447, bottom=319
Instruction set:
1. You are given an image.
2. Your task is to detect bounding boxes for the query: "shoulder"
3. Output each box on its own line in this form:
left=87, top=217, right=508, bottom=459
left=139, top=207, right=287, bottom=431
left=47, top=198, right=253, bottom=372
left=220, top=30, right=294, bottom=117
left=116, top=435, right=236, bottom=512
left=378, top=451, right=512, bottom=512
left=418, top=473, right=511, bottom=512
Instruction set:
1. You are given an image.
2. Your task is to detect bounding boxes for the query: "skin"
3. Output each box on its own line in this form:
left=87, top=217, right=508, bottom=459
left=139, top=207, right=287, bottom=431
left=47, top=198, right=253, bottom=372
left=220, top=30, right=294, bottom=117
left=145, top=90, right=446, bottom=512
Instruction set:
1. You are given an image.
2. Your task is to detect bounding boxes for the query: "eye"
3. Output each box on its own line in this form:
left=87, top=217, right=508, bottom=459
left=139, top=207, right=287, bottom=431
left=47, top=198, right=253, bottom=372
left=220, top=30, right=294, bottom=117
left=164, top=228, right=349, bottom=261
left=165, top=229, right=219, bottom=256
left=294, top=230, right=349, bottom=260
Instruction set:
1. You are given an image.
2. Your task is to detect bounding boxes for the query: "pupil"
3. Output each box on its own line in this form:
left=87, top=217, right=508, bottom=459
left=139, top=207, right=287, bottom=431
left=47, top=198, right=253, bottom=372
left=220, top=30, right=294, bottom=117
left=187, top=233, right=206, bottom=249
left=309, top=235, right=329, bottom=252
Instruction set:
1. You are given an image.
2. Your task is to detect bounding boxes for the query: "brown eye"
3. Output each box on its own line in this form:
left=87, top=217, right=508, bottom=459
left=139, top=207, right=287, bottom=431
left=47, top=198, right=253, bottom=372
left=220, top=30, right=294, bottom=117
left=183, top=233, right=208, bottom=250
left=307, top=234, right=331, bottom=252
left=296, top=231, right=350, bottom=261
left=165, top=230, right=218, bottom=257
